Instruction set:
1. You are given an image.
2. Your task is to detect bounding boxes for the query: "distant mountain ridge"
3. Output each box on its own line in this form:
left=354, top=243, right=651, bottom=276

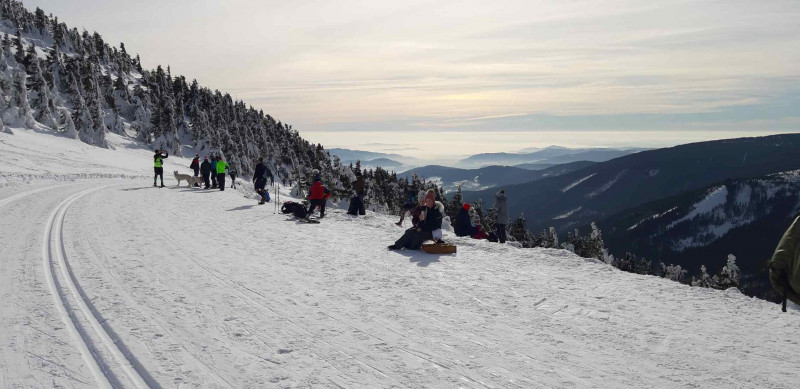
left=462, top=133, right=800, bottom=235
left=595, top=170, right=800, bottom=300
left=399, top=161, right=595, bottom=192
left=456, top=146, right=647, bottom=168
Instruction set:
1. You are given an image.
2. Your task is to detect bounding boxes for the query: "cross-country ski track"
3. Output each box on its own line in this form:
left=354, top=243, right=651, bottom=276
left=2, top=129, right=800, bottom=388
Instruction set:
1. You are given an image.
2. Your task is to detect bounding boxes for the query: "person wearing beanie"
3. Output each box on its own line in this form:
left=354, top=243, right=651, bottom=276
left=200, top=157, right=212, bottom=189
left=396, top=189, right=425, bottom=226
left=492, top=189, right=509, bottom=243
left=454, top=202, right=474, bottom=237
left=388, top=189, right=444, bottom=250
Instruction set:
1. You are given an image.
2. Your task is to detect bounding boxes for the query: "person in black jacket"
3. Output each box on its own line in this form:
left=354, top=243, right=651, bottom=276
left=252, top=157, right=273, bottom=204
left=454, top=203, right=474, bottom=237
left=388, top=190, right=443, bottom=250
left=200, top=157, right=212, bottom=189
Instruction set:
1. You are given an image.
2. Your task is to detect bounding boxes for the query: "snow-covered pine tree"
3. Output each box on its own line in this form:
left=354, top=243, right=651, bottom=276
left=714, top=254, right=740, bottom=290
left=691, top=265, right=716, bottom=288
left=660, top=263, right=688, bottom=283
left=11, top=68, right=35, bottom=128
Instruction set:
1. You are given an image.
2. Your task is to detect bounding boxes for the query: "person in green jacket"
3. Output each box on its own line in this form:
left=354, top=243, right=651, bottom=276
left=768, top=216, right=800, bottom=311
left=216, top=156, right=229, bottom=191
left=153, top=149, right=168, bottom=187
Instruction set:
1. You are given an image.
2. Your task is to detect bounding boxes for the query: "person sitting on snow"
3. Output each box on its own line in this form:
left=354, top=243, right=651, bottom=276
left=388, top=190, right=444, bottom=250
left=469, top=207, right=490, bottom=240
left=454, top=203, right=474, bottom=237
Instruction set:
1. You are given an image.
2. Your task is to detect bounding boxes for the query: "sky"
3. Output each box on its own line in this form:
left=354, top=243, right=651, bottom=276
left=23, top=0, right=800, bottom=158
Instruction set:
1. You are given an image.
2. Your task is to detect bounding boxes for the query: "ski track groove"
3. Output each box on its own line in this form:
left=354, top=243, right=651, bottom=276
left=0, top=183, right=73, bottom=209
left=152, top=227, right=390, bottom=387
left=74, top=214, right=235, bottom=389
left=42, top=184, right=157, bottom=389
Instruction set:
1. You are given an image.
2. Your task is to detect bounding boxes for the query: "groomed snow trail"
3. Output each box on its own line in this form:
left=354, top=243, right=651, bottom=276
left=2, top=128, right=800, bottom=388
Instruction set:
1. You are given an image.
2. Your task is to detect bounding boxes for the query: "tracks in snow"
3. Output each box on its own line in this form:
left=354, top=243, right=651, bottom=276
left=42, top=185, right=158, bottom=388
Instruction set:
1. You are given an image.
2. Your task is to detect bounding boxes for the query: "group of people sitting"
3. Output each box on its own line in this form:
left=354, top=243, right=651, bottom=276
left=388, top=189, right=445, bottom=250
left=453, top=203, right=491, bottom=240
left=388, top=188, right=510, bottom=251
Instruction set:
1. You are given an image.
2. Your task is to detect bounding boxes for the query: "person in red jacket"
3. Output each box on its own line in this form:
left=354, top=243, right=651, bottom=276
left=307, top=174, right=332, bottom=218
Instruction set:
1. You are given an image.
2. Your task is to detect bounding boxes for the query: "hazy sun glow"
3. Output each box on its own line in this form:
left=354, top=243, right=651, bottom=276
left=25, top=0, right=800, bottom=157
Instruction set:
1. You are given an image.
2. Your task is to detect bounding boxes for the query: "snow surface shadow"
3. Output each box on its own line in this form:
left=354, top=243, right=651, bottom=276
left=394, top=250, right=445, bottom=267
left=179, top=188, right=220, bottom=193
left=226, top=204, right=257, bottom=212
left=120, top=187, right=156, bottom=191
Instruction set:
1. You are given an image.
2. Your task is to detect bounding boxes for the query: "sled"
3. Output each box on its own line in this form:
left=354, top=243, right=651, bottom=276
left=422, top=242, right=457, bottom=254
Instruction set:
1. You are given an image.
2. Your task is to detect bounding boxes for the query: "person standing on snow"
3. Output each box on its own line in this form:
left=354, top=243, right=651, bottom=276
left=153, top=149, right=168, bottom=187
left=190, top=154, right=200, bottom=176
left=492, top=189, right=509, bottom=243
left=189, top=154, right=201, bottom=187
left=388, top=190, right=444, bottom=250
left=347, top=173, right=367, bottom=215
left=216, top=156, right=229, bottom=191
left=229, top=163, right=238, bottom=189
left=200, top=157, right=212, bottom=189
left=253, top=157, right=272, bottom=204
left=307, top=173, right=332, bottom=218
left=210, top=155, right=218, bottom=188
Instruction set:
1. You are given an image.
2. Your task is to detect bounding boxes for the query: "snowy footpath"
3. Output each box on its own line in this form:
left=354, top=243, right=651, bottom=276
left=2, top=128, right=800, bottom=388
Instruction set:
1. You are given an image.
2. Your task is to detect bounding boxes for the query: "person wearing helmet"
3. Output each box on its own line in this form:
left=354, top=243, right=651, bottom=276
left=153, top=149, right=168, bottom=187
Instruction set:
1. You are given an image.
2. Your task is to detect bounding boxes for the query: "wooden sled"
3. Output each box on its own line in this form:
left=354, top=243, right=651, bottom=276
left=422, top=242, right=457, bottom=254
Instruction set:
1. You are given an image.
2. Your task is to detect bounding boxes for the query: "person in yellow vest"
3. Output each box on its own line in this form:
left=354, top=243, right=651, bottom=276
left=153, top=149, right=168, bottom=187
left=216, top=156, right=229, bottom=191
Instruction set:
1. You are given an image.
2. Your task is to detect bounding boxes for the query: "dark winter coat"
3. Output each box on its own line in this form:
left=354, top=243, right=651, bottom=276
left=493, top=191, right=509, bottom=225
left=190, top=158, right=199, bottom=170
left=419, top=201, right=444, bottom=232
left=309, top=180, right=331, bottom=200
left=353, top=176, right=366, bottom=196
left=200, top=161, right=211, bottom=175
left=253, top=163, right=266, bottom=182
left=454, top=208, right=473, bottom=237
left=410, top=206, right=424, bottom=227
left=768, top=215, right=800, bottom=306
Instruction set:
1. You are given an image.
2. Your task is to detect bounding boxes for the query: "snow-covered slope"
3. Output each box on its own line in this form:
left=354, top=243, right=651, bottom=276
left=2, top=127, right=800, bottom=388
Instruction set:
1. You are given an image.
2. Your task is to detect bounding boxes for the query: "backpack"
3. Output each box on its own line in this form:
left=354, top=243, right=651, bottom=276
left=281, top=201, right=307, bottom=219
left=767, top=216, right=800, bottom=311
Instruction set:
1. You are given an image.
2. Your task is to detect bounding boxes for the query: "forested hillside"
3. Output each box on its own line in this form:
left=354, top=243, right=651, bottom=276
left=0, top=0, right=442, bottom=213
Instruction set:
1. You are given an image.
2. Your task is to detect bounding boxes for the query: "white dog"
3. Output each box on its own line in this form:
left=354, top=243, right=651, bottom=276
left=174, top=171, right=203, bottom=187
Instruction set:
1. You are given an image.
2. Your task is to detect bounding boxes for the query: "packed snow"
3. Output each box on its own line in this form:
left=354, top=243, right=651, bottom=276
left=586, top=170, right=627, bottom=199
left=560, top=173, right=596, bottom=193
left=667, top=186, right=728, bottom=230
left=2, top=127, right=800, bottom=388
